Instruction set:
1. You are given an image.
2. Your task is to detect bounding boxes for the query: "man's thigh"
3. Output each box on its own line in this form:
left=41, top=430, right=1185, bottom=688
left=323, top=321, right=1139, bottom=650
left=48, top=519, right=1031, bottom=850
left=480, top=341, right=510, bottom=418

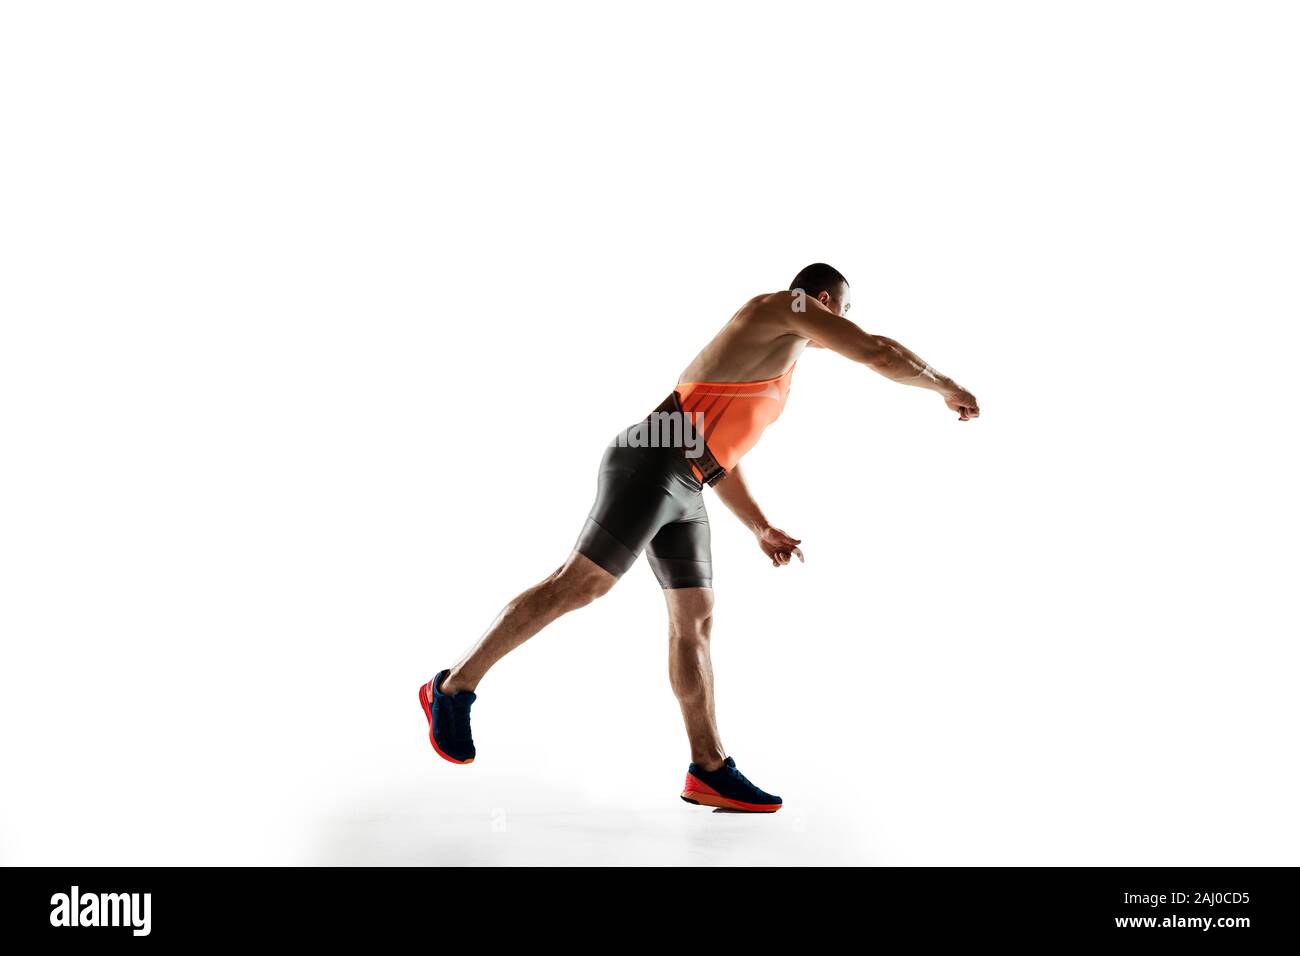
left=646, top=505, right=712, bottom=590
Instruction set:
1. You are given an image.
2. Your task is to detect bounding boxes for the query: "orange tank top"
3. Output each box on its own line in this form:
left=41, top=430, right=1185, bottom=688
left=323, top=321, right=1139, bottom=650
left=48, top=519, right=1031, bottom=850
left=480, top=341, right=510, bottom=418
left=675, top=362, right=796, bottom=473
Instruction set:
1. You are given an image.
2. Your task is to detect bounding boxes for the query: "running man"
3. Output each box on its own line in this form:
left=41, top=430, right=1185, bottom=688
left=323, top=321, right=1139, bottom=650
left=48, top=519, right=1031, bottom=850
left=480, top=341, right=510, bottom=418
left=419, top=263, right=980, bottom=812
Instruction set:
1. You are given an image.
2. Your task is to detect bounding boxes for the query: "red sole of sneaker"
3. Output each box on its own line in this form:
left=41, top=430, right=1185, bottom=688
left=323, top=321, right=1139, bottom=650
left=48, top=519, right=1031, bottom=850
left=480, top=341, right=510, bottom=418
left=419, top=680, right=474, bottom=765
left=680, top=773, right=781, bottom=812
left=680, top=793, right=782, bottom=812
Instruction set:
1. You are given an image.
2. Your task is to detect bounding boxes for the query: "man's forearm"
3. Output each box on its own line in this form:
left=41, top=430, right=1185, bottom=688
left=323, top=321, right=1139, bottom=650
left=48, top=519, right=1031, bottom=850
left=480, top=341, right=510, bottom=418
left=867, top=335, right=956, bottom=395
left=711, top=464, right=768, bottom=532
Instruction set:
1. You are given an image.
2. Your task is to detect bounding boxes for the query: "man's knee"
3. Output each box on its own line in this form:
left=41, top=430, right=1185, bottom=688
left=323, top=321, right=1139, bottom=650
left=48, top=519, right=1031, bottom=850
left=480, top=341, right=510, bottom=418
left=669, top=603, right=713, bottom=644
left=550, top=558, right=616, bottom=610
left=570, top=571, right=615, bottom=608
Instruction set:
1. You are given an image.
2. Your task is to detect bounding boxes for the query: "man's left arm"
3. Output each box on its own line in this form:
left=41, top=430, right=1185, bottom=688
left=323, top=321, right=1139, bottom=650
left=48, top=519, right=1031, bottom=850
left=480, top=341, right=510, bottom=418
left=711, top=464, right=804, bottom=567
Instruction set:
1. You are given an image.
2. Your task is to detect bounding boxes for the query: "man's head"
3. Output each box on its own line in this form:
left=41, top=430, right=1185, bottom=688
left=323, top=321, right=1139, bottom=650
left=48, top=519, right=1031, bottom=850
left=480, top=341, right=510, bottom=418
left=789, top=263, right=850, bottom=316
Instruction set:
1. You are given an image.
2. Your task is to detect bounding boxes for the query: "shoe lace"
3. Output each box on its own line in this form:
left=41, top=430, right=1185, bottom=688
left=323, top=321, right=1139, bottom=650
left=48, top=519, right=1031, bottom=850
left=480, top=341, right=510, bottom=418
left=724, top=763, right=754, bottom=790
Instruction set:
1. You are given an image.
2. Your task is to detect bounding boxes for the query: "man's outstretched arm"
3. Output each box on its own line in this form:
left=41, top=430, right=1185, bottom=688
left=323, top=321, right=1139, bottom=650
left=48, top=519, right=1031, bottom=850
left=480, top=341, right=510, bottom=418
left=711, top=464, right=804, bottom=567
left=789, top=300, right=980, bottom=420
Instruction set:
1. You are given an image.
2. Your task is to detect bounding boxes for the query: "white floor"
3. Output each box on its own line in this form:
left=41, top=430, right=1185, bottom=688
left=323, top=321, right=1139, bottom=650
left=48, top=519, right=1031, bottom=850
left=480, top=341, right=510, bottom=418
left=313, top=776, right=874, bottom=867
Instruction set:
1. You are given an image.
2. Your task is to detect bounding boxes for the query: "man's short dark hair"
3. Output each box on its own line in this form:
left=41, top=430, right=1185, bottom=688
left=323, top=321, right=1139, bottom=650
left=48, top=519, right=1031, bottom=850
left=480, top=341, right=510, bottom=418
left=789, top=263, right=848, bottom=300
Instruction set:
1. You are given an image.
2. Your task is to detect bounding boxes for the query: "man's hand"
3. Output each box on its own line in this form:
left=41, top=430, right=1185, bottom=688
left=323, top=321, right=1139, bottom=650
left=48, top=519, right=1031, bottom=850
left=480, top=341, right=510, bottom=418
left=712, top=465, right=805, bottom=567
left=944, top=384, right=980, bottom=421
left=757, top=525, right=804, bottom=567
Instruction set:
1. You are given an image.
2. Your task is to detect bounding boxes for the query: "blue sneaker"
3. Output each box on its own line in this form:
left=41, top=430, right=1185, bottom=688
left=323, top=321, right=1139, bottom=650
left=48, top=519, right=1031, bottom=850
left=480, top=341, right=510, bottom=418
left=680, top=757, right=782, bottom=812
left=418, top=669, right=476, bottom=764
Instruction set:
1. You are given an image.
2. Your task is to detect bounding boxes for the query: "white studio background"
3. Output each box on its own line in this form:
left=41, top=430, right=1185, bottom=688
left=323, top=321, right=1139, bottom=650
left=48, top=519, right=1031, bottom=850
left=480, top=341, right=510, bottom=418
left=2, top=2, right=1296, bottom=866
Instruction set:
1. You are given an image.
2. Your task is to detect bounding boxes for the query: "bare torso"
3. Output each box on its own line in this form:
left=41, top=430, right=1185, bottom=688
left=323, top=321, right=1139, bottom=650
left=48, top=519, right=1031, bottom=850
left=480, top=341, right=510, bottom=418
left=678, top=292, right=809, bottom=384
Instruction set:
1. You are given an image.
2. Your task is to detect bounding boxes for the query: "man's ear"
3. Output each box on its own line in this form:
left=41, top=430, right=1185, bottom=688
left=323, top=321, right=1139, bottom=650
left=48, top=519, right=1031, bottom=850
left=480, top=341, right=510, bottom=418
left=816, top=290, right=832, bottom=307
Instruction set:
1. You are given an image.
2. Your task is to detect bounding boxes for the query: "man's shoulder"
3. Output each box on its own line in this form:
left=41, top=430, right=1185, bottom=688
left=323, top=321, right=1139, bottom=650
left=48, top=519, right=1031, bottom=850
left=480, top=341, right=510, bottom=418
left=736, top=290, right=793, bottom=315
left=734, top=290, right=798, bottom=327
left=747, top=289, right=790, bottom=306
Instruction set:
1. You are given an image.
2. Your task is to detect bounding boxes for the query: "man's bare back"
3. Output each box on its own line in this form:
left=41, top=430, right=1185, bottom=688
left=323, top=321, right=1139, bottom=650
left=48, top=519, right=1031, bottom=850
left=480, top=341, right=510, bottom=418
left=679, top=292, right=814, bottom=384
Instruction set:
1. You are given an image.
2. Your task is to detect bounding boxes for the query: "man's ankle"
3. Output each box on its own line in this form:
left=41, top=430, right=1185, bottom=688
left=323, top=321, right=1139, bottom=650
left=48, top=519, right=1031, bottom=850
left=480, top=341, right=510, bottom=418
left=439, top=671, right=472, bottom=696
left=693, top=755, right=726, bottom=773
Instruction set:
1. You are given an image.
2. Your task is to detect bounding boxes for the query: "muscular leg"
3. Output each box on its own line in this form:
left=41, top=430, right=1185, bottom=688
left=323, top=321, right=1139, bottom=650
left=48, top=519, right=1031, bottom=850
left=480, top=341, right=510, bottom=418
left=440, top=551, right=615, bottom=695
left=665, top=586, right=726, bottom=772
